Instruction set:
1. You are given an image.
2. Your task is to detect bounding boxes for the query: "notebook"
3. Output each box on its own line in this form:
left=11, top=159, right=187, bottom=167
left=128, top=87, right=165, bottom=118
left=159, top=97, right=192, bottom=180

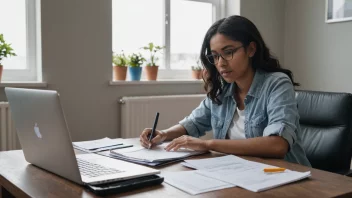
left=109, top=143, right=207, bottom=164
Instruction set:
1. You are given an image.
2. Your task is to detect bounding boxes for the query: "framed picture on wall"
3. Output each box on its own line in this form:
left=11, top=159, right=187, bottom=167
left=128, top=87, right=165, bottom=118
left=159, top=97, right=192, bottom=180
left=326, top=0, right=352, bottom=23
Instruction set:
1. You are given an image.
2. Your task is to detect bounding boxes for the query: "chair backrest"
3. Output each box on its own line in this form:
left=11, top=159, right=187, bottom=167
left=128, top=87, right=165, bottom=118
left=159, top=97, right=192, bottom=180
left=296, top=90, right=352, bottom=173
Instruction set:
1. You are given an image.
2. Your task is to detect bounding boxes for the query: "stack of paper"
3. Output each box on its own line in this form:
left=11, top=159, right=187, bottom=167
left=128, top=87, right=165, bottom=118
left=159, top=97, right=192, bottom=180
left=210, top=167, right=311, bottom=192
left=109, top=143, right=206, bottom=165
left=178, top=155, right=311, bottom=193
left=162, top=171, right=234, bottom=195
left=73, top=137, right=133, bottom=153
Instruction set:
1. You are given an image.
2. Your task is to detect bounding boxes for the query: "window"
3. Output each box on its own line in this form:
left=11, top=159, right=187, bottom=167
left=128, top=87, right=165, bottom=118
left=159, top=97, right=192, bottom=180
left=0, top=0, right=41, bottom=81
left=112, top=0, right=221, bottom=80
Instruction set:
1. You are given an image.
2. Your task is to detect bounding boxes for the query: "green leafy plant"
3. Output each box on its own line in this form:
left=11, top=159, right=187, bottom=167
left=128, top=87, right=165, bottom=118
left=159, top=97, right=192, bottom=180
left=191, top=60, right=203, bottom=71
left=191, top=65, right=203, bottom=71
left=112, top=51, right=128, bottom=66
left=128, top=53, right=146, bottom=67
left=0, top=34, right=16, bottom=65
left=142, top=42, right=165, bottom=66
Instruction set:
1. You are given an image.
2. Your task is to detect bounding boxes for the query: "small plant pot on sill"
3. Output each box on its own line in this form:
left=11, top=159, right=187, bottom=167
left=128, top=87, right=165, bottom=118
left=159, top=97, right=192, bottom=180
left=191, top=70, right=202, bottom=80
left=145, top=66, right=159, bottom=81
left=129, top=67, right=142, bottom=81
left=113, top=66, right=127, bottom=81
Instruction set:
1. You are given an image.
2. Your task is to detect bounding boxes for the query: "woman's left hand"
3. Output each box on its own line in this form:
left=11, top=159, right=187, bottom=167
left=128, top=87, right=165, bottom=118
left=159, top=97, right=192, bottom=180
left=164, top=135, right=209, bottom=152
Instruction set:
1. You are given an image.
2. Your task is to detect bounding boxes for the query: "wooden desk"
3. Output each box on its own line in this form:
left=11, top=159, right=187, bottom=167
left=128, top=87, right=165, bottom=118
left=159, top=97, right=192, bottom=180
left=1, top=149, right=352, bottom=198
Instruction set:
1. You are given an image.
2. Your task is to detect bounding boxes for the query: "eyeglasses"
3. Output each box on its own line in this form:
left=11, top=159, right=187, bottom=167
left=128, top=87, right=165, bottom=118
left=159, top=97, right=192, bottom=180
left=205, top=46, right=243, bottom=65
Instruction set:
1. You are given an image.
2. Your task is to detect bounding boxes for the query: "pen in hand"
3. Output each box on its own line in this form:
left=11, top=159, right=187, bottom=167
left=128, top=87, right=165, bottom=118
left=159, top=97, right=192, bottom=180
left=148, top=112, right=159, bottom=149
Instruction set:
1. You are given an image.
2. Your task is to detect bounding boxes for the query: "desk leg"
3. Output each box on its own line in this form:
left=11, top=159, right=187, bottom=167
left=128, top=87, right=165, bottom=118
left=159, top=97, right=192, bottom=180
left=0, top=185, right=15, bottom=198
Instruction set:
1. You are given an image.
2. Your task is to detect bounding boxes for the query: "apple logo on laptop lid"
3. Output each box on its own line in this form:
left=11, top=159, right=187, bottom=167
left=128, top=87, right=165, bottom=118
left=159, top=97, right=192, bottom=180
left=34, top=123, right=42, bottom=139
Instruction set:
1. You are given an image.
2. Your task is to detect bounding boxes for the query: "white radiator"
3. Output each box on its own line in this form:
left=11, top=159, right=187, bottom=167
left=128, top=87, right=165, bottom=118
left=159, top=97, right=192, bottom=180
left=0, top=102, right=20, bottom=151
left=119, top=94, right=213, bottom=139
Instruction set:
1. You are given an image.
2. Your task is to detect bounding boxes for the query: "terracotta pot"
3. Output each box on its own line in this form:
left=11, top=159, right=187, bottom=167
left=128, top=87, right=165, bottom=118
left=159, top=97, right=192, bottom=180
left=192, top=70, right=202, bottom=80
left=0, top=65, right=3, bottom=82
left=113, top=66, right=127, bottom=81
left=145, top=66, right=159, bottom=81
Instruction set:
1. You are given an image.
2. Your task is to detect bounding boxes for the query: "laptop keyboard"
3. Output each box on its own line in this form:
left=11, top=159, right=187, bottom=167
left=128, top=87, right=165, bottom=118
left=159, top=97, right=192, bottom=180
left=77, top=158, right=124, bottom=178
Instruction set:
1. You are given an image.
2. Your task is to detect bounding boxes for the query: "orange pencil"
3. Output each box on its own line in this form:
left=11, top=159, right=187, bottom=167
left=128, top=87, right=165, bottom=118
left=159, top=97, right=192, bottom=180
left=263, top=167, right=286, bottom=173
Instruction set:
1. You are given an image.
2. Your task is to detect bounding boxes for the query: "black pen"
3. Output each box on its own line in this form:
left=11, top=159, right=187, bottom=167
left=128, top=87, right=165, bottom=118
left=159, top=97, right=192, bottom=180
left=148, top=112, right=159, bottom=149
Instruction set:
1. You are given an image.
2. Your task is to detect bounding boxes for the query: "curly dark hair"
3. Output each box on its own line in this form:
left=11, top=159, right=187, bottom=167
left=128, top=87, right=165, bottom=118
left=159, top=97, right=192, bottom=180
left=200, top=15, right=299, bottom=105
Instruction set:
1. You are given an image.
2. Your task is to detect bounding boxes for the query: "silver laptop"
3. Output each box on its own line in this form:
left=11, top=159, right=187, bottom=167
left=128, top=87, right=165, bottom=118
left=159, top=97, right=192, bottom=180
left=5, top=87, right=160, bottom=185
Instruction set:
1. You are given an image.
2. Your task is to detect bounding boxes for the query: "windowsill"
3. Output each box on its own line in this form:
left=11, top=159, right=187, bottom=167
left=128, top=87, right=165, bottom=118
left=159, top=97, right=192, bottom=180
left=0, top=82, right=48, bottom=88
left=109, top=79, right=203, bottom=85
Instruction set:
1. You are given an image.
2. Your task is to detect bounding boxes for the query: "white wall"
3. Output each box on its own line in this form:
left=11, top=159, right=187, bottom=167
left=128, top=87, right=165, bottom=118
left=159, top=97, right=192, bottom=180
left=240, top=0, right=286, bottom=63
left=284, top=0, right=352, bottom=92
left=0, top=0, right=286, bottom=141
left=225, top=0, right=285, bottom=63
left=226, top=0, right=241, bottom=16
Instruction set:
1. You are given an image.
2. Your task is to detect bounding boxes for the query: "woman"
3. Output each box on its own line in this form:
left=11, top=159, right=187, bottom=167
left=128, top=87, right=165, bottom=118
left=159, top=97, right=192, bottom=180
left=140, top=15, right=311, bottom=166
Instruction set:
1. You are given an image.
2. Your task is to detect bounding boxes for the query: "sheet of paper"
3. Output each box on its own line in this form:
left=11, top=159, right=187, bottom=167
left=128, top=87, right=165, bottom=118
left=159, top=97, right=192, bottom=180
left=163, top=170, right=235, bottom=195
left=198, top=167, right=311, bottom=192
left=183, top=155, right=248, bottom=170
left=238, top=170, right=311, bottom=192
left=73, top=137, right=122, bottom=150
left=192, top=156, right=311, bottom=192
left=73, top=143, right=133, bottom=153
left=110, top=143, right=205, bottom=162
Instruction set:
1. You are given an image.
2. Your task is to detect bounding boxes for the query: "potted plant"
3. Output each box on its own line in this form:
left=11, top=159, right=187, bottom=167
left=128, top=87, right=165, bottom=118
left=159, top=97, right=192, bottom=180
left=112, top=51, right=128, bottom=81
left=0, top=34, right=16, bottom=81
left=191, top=60, right=203, bottom=80
left=142, top=42, right=165, bottom=81
left=128, top=53, right=145, bottom=81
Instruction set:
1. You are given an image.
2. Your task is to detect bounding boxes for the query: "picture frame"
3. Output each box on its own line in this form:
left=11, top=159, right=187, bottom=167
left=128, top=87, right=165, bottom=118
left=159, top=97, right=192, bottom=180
left=326, top=0, right=352, bottom=23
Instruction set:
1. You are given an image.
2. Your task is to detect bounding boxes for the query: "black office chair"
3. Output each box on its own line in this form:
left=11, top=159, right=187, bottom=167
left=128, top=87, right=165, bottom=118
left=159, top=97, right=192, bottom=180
left=295, top=90, right=352, bottom=175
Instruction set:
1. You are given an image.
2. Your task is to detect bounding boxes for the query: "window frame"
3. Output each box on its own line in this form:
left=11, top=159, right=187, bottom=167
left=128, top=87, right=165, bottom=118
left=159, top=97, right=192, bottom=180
left=146, top=0, right=222, bottom=80
left=2, top=0, right=41, bottom=82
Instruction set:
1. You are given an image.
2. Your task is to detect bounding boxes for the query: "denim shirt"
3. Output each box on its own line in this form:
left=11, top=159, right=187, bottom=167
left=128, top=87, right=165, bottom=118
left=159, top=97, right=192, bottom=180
left=179, top=69, right=311, bottom=166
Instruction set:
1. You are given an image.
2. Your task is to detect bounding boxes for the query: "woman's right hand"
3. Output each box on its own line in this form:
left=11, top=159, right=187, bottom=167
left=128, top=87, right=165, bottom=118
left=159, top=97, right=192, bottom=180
left=140, top=128, right=167, bottom=148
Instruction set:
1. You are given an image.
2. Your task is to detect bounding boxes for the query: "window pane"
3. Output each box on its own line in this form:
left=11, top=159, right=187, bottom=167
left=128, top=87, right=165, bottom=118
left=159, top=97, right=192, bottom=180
left=0, top=0, right=27, bottom=69
left=112, top=0, right=164, bottom=68
left=170, top=0, right=213, bottom=70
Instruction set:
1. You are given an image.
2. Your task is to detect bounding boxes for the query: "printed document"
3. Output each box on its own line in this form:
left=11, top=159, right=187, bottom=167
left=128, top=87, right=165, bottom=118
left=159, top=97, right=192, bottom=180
left=183, top=155, right=311, bottom=192
left=163, top=170, right=235, bottom=195
left=73, top=137, right=132, bottom=153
